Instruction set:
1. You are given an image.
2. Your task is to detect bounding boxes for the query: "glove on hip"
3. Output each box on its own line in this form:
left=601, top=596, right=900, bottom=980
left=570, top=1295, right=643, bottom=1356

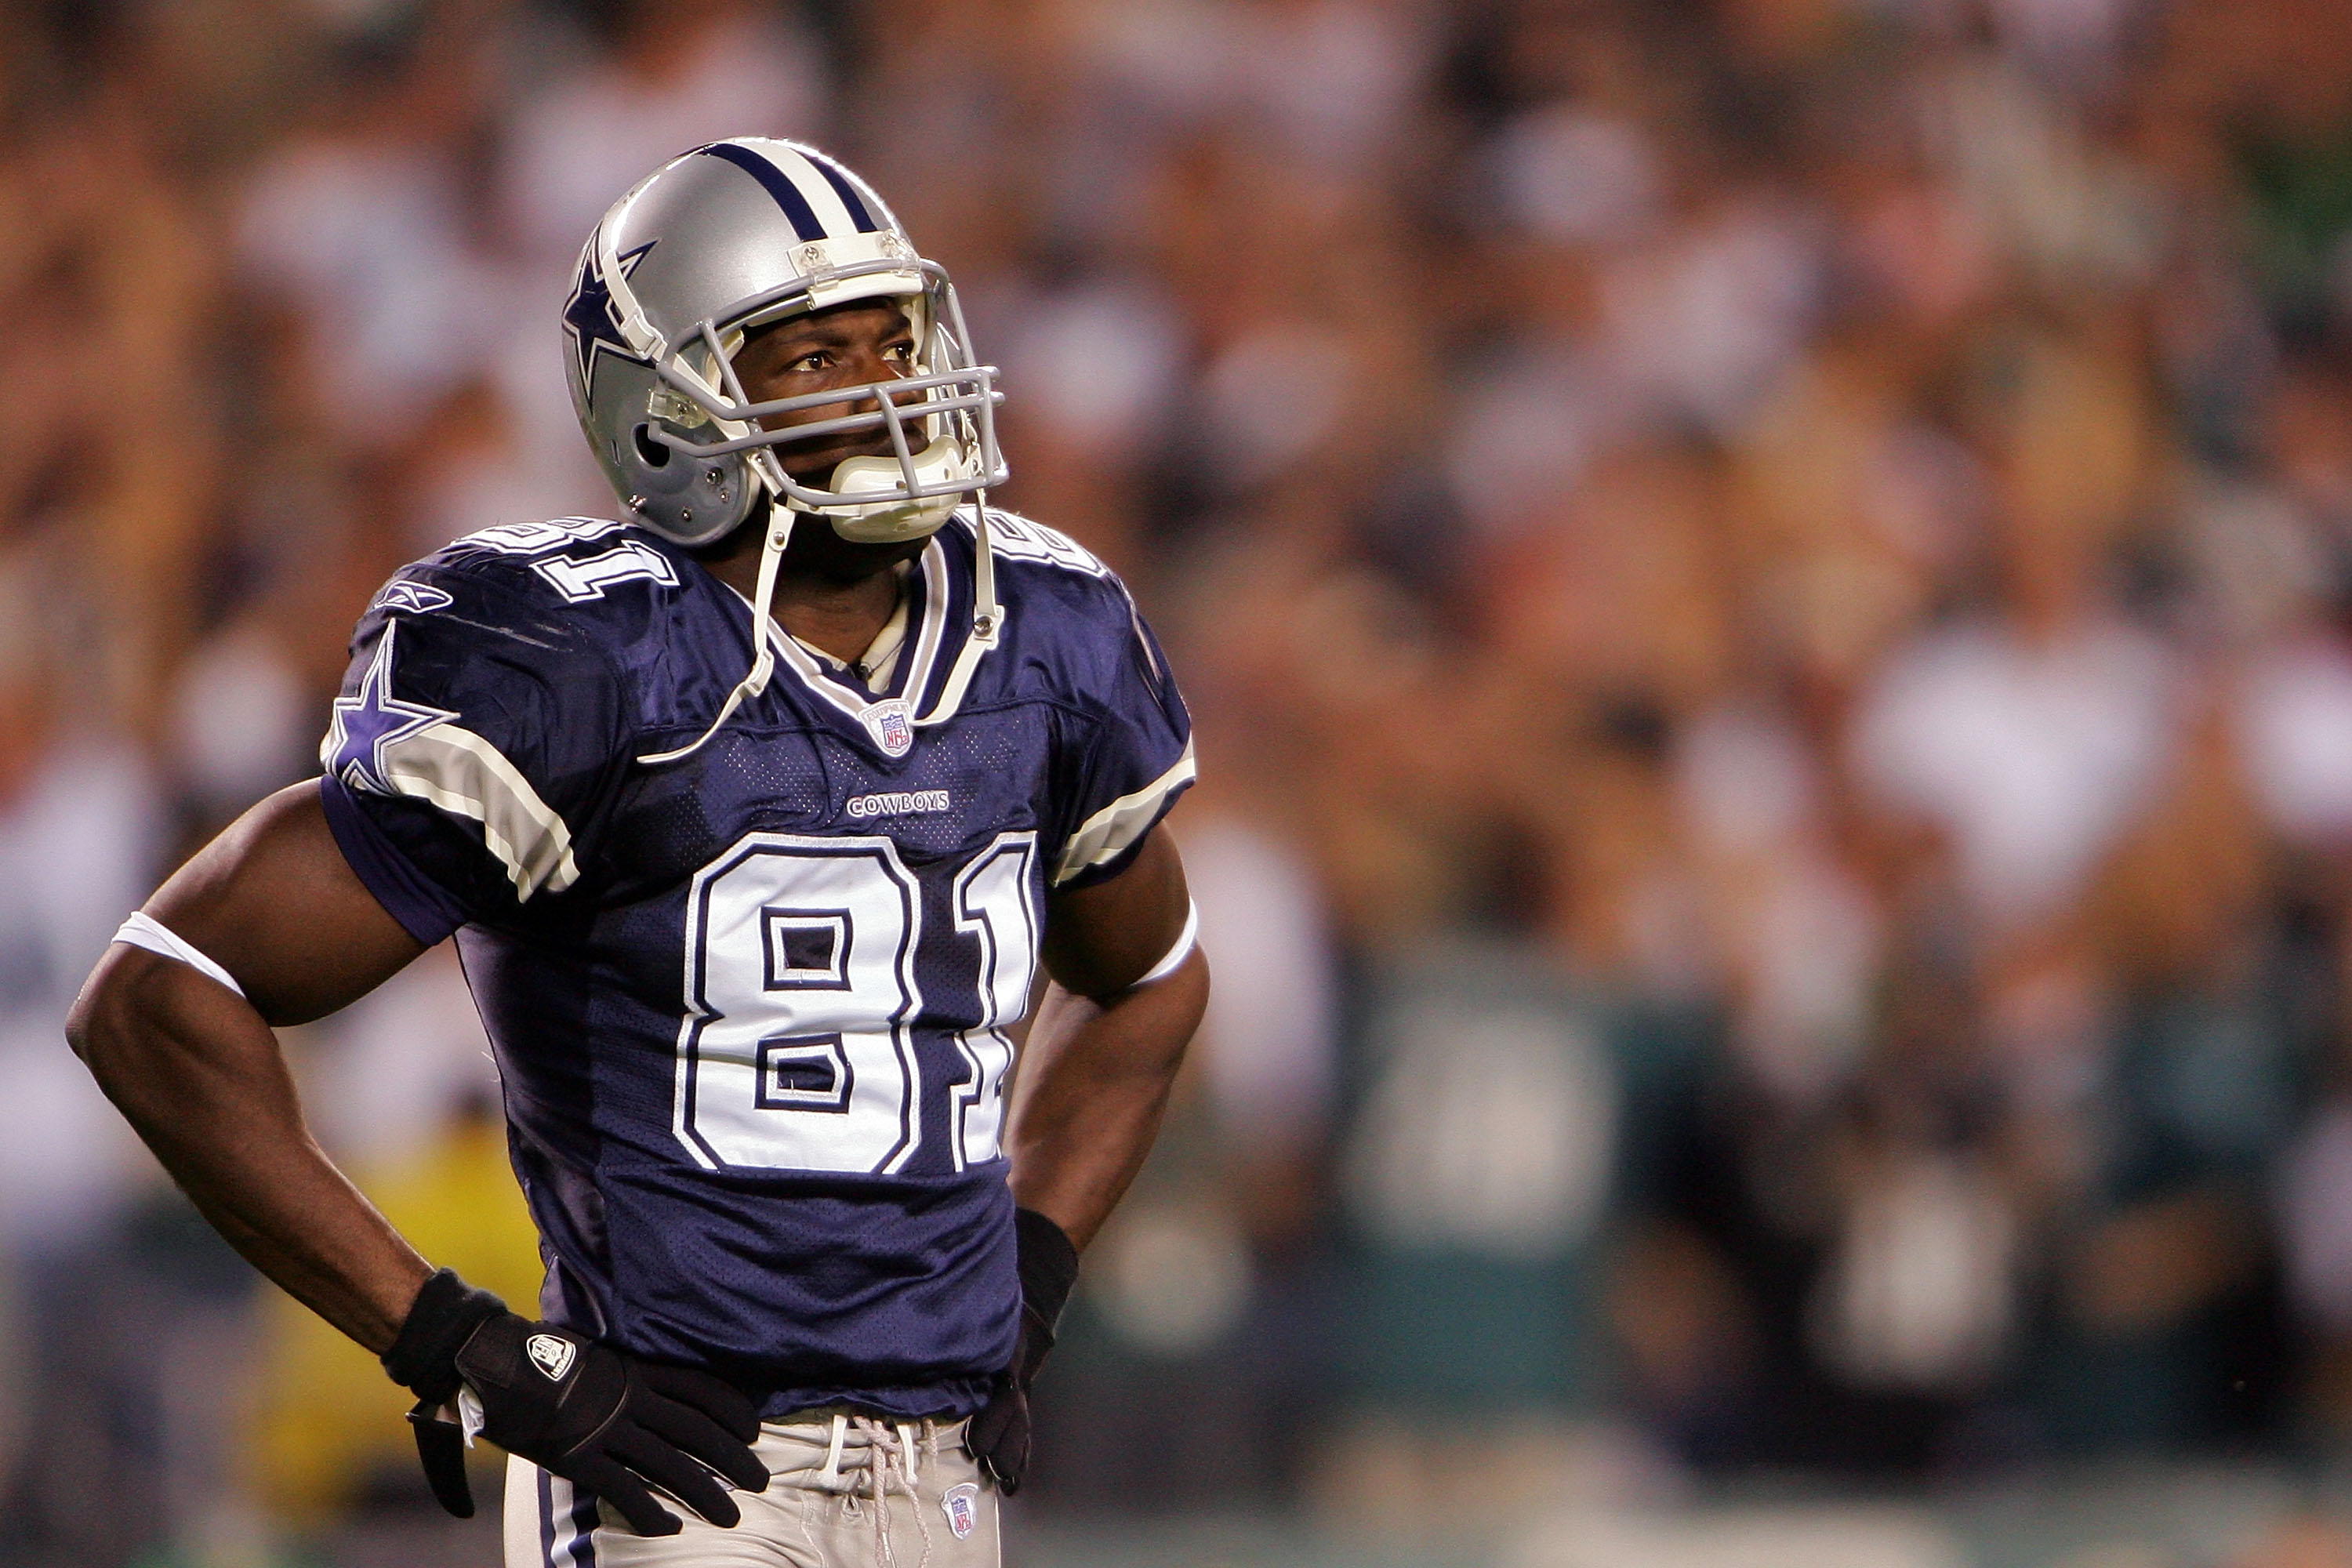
left=966, top=1208, right=1079, bottom=1494
left=383, top=1268, right=768, bottom=1535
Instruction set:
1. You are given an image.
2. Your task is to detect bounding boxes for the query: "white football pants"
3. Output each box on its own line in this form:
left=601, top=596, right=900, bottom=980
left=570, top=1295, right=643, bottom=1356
left=505, top=1413, right=1000, bottom=1568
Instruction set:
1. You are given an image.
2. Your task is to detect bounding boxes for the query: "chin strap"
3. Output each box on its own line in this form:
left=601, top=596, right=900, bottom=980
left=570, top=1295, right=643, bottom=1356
left=637, top=506, right=797, bottom=766
left=915, top=495, right=1001, bottom=730
left=974, top=500, right=998, bottom=638
left=638, top=495, right=1003, bottom=766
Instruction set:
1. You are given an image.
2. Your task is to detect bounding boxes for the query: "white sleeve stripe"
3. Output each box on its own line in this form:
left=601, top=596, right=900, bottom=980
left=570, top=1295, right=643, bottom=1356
left=1134, top=899, right=1200, bottom=986
left=113, top=912, right=246, bottom=1000
left=1051, top=741, right=1197, bottom=887
left=376, top=724, right=582, bottom=898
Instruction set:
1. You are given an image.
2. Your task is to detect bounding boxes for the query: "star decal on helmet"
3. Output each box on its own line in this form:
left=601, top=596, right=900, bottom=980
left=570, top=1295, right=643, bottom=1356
left=321, top=622, right=456, bottom=796
left=562, top=240, right=656, bottom=392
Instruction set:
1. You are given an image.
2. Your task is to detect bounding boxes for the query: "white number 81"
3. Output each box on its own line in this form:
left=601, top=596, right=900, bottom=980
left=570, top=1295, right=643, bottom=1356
left=672, top=831, right=1038, bottom=1175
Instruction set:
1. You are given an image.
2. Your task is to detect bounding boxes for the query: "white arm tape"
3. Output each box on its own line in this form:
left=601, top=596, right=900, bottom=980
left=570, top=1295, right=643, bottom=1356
left=1134, top=899, right=1200, bottom=987
left=113, top=912, right=247, bottom=1001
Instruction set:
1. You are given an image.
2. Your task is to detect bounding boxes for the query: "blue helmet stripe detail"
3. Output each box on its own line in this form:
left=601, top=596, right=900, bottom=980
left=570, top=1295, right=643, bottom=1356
left=805, top=152, right=880, bottom=233
left=698, top=142, right=826, bottom=241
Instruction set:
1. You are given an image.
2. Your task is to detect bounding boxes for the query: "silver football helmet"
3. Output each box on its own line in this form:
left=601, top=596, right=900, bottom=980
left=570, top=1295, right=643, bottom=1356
left=564, top=137, right=1005, bottom=549
left=562, top=139, right=1011, bottom=764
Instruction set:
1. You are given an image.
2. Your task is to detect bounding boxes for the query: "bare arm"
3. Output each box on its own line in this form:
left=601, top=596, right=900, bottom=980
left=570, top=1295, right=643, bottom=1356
left=1005, top=826, right=1208, bottom=1250
left=66, top=781, right=433, bottom=1352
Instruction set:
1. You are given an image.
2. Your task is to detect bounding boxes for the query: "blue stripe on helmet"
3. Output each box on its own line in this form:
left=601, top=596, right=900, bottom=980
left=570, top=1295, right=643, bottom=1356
left=804, top=152, right=880, bottom=233
left=698, top=141, right=826, bottom=241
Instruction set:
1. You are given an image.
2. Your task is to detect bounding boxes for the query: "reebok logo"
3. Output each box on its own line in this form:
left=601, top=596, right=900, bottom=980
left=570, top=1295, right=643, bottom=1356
left=846, top=789, right=951, bottom=819
left=526, top=1334, right=576, bottom=1381
left=372, top=579, right=453, bottom=615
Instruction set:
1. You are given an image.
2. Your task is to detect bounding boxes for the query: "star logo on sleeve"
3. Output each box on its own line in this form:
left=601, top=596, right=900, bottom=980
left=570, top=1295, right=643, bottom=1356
left=562, top=240, right=657, bottom=393
left=321, top=622, right=456, bottom=795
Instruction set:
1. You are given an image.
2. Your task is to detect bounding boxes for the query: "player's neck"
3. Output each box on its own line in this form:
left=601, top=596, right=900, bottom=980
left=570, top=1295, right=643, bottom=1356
left=769, top=563, right=908, bottom=667
left=693, top=510, right=917, bottom=667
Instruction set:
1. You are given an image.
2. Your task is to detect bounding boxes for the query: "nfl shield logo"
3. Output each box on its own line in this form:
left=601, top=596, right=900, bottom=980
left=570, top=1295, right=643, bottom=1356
left=863, top=699, right=915, bottom=757
left=942, top=1482, right=979, bottom=1539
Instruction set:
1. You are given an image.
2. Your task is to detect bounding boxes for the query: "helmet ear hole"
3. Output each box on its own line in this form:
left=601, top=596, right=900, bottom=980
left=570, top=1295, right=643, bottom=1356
left=633, top=423, right=674, bottom=469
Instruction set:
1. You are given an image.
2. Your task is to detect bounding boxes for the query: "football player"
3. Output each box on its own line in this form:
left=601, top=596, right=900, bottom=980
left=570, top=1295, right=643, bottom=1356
left=69, top=138, right=1207, bottom=1567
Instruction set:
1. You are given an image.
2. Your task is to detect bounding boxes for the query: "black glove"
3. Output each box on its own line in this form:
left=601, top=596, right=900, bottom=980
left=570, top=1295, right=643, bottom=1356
left=383, top=1268, right=768, bottom=1535
left=966, top=1208, right=1078, bottom=1494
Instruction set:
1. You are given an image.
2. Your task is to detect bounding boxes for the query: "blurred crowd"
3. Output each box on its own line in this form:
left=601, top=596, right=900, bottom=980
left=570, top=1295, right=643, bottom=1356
left=12, top=0, right=2352, bottom=1563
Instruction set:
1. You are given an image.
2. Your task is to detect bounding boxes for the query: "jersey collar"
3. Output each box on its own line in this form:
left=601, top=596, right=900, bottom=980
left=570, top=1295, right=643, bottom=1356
left=727, top=535, right=954, bottom=728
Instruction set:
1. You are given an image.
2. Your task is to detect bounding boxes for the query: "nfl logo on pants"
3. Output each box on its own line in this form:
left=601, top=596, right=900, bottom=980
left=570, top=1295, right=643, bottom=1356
left=941, top=1482, right=980, bottom=1539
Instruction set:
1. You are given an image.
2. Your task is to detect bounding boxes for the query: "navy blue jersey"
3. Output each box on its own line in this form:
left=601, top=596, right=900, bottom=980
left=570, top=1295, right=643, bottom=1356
left=318, top=509, right=1192, bottom=1418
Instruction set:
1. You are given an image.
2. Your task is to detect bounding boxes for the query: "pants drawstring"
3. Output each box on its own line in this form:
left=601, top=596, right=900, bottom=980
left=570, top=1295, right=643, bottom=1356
left=848, top=1414, right=937, bottom=1568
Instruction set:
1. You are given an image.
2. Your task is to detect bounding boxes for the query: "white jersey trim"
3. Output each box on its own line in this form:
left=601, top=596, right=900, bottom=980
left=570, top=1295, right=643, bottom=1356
left=1051, top=741, right=1197, bottom=887
left=376, top=724, right=583, bottom=898
left=113, top=912, right=246, bottom=1000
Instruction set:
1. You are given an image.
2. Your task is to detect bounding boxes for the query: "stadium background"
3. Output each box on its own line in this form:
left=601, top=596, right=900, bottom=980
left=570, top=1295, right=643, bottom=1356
left=9, top=0, right=2352, bottom=1563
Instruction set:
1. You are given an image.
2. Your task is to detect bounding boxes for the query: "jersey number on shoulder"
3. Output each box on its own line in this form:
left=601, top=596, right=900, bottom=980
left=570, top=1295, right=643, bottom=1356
left=673, top=832, right=1038, bottom=1176
left=456, top=517, right=675, bottom=604
left=461, top=517, right=624, bottom=555
left=983, top=513, right=1112, bottom=579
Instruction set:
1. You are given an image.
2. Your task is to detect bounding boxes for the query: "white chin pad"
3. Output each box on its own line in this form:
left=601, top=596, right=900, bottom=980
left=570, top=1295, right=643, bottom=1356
left=820, top=438, right=971, bottom=542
